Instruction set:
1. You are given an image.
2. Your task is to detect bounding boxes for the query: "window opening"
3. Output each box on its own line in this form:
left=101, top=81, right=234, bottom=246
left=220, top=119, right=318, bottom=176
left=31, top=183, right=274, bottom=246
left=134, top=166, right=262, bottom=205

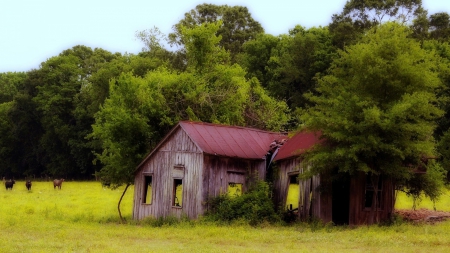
left=143, top=175, right=152, bottom=204
left=286, top=175, right=300, bottom=211
left=364, top=174, right=383, bottom=209
left=173, top=179, right=183, bottom=207
left=228, top=183, right=243, bottom=197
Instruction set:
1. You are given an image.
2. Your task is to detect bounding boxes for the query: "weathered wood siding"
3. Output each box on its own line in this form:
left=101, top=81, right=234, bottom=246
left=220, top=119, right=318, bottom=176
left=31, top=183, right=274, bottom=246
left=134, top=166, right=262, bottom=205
left=348, top=172, right=395, bottom=225
left=133, top=128, right=204, bottom=220
left=134, top=128, right=269, bottom=221
left=273, top=158, right=327, bottom=221
left=202, top=155, right=266, bottom=205
left=274, top=159, right=395, bottom=225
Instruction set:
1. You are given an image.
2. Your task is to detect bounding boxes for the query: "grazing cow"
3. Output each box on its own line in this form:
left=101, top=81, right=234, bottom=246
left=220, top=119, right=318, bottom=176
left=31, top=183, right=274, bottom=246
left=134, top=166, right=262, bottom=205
left=25, top=180, right=32, bottom=191
left=53, top=179, right=64, bottom=189
left=5, top=180, right=15, bottom=190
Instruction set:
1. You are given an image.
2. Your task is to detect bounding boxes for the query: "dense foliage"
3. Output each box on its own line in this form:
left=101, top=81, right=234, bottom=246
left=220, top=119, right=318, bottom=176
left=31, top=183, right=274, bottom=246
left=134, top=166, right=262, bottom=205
left=300, top=23, right=446, bottom=223
left=204, top=181, right=280, bottom=226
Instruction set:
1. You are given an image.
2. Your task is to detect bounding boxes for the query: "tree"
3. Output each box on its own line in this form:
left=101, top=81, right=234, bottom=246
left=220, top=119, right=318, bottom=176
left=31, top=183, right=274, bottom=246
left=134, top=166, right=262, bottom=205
left=31, top=46, right=124, bottom=178
left=329, top=0, right=425, bottom=48
left=169, top=4, right=264, bottom=63
left=5, top=70, right=45, bottom=178
left=0, top=72, right=26, bottom=103
left=0, top=101, right=15, bottom=177
left=429, top=12, right=450, bottom=42
left=300, top=23, right=444, bottom=224
left=238, top=33, right=280, bottom=86
left=264, top=26, right=337, bottom=110
left=135, top=26, right=186, bottom=72
left=91, top=22, right=289, bottom=221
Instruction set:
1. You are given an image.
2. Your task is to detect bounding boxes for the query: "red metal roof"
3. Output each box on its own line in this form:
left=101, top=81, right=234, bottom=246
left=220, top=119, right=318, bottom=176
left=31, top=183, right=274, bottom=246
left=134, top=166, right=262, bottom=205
left=274, top=131, right=322, bottom=161
left=179, top=121, right=286, bottom=159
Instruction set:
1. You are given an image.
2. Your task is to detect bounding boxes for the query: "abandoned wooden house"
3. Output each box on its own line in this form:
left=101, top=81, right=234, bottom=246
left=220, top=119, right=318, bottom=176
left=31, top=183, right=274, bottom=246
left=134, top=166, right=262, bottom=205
left=133, top=121, right=286, bottom=220
left=272, top=131, right=396, bottom=225
left=133, top=121, right=398, bottom=225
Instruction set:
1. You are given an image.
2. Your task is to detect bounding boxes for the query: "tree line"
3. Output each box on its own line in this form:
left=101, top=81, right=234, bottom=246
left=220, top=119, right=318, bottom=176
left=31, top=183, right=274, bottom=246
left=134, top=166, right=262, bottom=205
left=0, top=1, right=450, bottom=202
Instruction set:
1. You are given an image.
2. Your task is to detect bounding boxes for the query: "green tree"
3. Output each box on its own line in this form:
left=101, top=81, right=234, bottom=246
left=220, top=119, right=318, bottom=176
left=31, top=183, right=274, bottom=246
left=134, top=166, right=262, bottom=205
left=169, top=4, right=264, bottom=63
left=0, top=72, right=26, bottom=103
left=300, top=23, right=444, bottom=224
left=0, top=101, right=15, bottom=177
left=429, top=12, right=450, bottom=42
left=31, top=46, right=124, bottom=178
left=91, top=22, right=288, bottom=221
left=5, top=70, right=45, bottom=178
left=329, top=0, right=425, bottom=48
left=135, top=26, right=186, bottom=72
left=264, top=26, right=337, bottom=110
left=238, top=33, right=280, bottom=86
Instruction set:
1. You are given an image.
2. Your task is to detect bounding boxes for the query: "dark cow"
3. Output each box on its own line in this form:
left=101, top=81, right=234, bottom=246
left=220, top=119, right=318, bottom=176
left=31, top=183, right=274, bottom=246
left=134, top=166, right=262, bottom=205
left=53, top=179, right=64, bottom=189
left=5, top=180, right=15, bottom=190
left=25, top=180, right=32, bottom=191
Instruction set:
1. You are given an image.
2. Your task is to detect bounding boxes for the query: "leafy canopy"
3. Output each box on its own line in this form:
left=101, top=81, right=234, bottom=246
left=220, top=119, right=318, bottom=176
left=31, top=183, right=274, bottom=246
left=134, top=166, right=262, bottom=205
left=91, top=21, right=289, bottom=188
left=301, top=23, right=443, bottom=181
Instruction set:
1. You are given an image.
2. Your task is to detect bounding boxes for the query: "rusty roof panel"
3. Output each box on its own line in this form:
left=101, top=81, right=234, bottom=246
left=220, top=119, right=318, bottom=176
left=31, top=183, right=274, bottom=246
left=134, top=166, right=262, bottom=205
left=274, top=131, right=322, bottom=161
left=179, top=121, right=285, bottom=159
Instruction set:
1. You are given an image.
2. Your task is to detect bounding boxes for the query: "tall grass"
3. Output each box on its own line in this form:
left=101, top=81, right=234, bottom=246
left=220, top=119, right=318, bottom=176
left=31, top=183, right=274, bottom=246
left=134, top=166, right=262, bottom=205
left=0, top=181, right=450, bottom=252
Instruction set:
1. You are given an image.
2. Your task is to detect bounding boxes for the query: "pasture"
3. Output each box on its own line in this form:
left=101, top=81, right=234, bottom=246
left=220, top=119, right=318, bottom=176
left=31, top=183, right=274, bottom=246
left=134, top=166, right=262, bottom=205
left=1, top=181, right=450, bottom=252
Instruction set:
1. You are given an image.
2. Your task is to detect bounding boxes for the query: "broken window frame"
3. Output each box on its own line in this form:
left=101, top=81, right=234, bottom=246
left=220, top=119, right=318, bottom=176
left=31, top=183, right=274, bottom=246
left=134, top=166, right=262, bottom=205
left=286, top=172, right=300, bottom=211
left=142, top=173, right=153, bottom=205
left=363, top=174, right=383, bottom=210
left=171, top=165, right=184, bottom=208
left=172, top=178, right=183, bottom=208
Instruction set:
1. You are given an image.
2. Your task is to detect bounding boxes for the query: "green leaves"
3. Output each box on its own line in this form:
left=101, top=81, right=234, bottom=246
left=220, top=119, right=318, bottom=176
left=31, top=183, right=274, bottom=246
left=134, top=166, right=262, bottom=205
left=301, top=23, right=443, bottom=180
left=169, top=4, right=264, bottom=63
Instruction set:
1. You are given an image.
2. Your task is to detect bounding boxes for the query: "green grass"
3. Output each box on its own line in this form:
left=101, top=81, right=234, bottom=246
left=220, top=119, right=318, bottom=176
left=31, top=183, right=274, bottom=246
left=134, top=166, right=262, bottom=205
left=1, top=181, right=450, bottom=252
left=395, top=188, right=450, bottom=211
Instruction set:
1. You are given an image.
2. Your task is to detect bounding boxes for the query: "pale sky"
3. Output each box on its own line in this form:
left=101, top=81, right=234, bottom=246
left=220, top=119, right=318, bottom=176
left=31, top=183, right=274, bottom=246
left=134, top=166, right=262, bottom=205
left=1, top=0, right=449, bottom=73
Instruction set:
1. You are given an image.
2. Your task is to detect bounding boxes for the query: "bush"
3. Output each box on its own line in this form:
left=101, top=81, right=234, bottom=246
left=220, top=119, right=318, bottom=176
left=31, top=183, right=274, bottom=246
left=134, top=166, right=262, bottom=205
left=204, top=181, right=281, bottom=226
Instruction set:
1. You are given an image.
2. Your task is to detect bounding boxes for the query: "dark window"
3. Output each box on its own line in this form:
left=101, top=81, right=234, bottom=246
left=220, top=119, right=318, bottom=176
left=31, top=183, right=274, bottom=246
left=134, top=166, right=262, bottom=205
left=143, top=175, right=152, bottom=204
left=364, top=174, right=383, bottom=209
left=173, top=179, right=183, bottom=207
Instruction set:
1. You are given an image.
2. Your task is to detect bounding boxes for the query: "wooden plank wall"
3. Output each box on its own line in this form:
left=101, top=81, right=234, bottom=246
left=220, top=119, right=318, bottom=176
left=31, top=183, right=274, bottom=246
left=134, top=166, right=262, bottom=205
left=273, top=158, right=325, bottom=221
left=133, top=128, right=204, bottom=220
left=348, top=172, right=395, bottom=225
left=202, top=155, right=266, bottom=211
left=273, top=161, right=395, bottom=225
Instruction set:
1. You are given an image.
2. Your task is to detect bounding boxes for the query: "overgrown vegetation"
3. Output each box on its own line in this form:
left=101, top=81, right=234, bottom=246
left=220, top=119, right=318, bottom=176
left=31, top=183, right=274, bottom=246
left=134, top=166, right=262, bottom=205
left=204, top=181, right=281, bottom=226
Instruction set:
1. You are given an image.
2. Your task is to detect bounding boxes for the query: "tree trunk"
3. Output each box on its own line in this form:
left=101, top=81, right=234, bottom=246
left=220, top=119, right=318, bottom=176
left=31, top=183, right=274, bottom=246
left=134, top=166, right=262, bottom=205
left=118, top=183, right=130, bottom=223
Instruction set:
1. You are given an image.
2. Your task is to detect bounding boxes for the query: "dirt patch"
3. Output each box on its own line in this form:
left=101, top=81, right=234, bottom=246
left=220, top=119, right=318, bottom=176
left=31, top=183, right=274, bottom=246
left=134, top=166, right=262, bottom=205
left=395, top=208, right=450, bottom=223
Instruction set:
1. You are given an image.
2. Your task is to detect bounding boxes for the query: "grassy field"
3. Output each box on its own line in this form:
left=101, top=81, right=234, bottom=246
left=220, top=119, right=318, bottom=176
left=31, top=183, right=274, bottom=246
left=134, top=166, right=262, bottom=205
left=395, top=189, right=450, bottom=211
left=1, top=181, right=450, bottom=253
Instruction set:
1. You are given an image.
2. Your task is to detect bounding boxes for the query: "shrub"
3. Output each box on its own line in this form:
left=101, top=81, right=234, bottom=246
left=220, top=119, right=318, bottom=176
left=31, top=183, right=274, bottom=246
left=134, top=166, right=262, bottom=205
left=204, top=181, right=281, bottom=226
